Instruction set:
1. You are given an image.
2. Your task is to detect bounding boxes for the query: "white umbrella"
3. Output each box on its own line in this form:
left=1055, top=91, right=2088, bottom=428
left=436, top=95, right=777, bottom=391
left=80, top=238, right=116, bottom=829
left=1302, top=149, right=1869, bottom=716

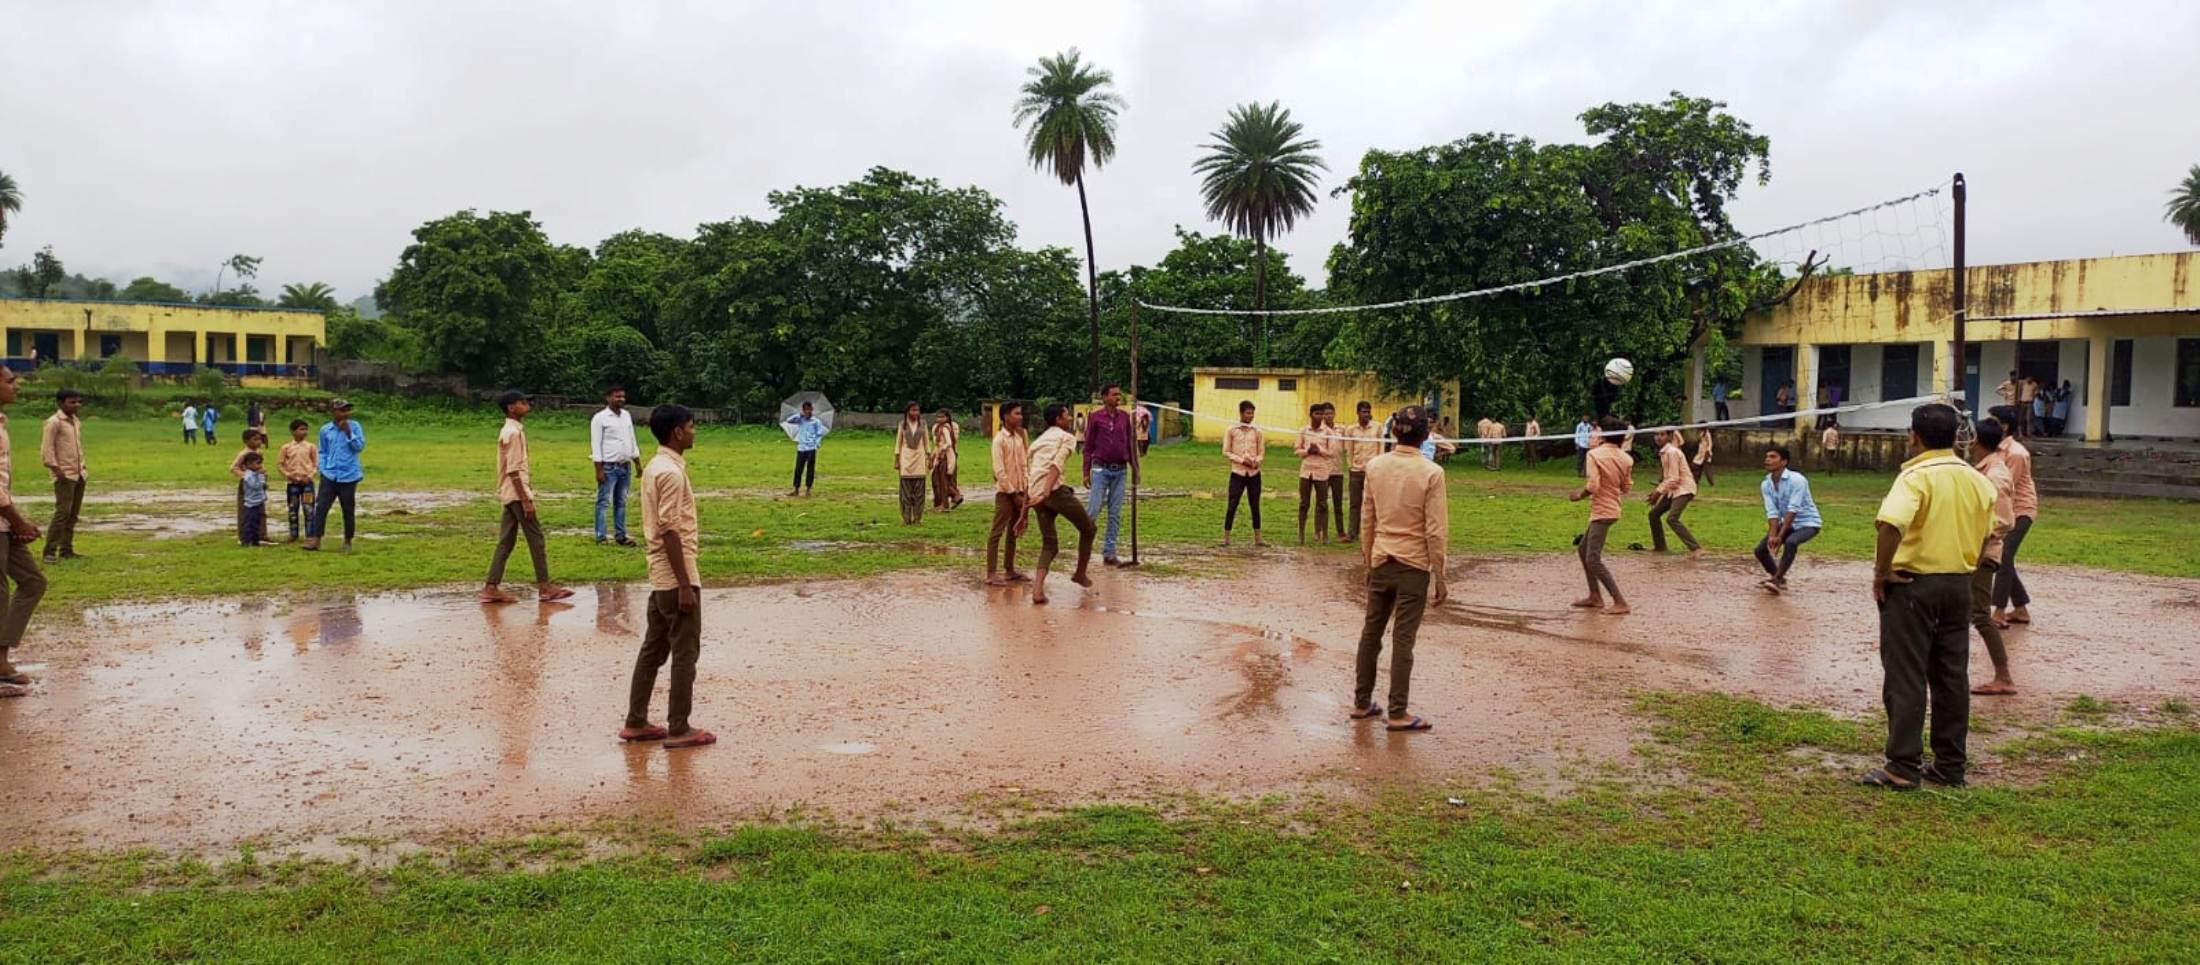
left=779, top=391, right=836, bottom=441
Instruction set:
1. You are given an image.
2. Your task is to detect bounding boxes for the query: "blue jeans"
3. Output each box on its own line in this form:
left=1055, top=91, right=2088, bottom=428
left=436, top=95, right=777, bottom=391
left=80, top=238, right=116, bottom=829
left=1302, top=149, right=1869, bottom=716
left=1087, top=464, right=1128, bottom=558
left=596, top=463, right=631, bottom=541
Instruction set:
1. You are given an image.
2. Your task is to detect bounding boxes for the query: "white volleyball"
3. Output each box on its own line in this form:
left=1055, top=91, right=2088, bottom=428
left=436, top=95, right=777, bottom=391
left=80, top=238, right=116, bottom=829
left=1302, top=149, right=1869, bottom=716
left=1603, top=358, right=1634, bottom=385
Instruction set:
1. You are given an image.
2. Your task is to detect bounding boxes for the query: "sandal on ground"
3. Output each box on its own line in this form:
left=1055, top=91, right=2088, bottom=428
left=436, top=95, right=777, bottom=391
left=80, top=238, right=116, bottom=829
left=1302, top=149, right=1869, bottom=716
left=1385, top=715, right=1432, bottom=732
left=619, top=725, right=669, bottom=742
left=538, top=586, right=576, bottom=602
left=0, top=683, right=28, bottom=699
left=0, top=673, right=30, bottom=686
left=664, top=729, right=717, bottom=749
left=1919, top=764, right=1966, bottom=788
left=1859, top=767, right=1917, bottom=791
left=1349, top=702, right=1384, bottom=720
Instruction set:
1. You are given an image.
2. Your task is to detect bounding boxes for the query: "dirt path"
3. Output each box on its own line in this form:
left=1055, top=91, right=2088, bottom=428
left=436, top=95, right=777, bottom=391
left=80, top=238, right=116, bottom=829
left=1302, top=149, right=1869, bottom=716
left=3, top=553, right=2193, bottom=852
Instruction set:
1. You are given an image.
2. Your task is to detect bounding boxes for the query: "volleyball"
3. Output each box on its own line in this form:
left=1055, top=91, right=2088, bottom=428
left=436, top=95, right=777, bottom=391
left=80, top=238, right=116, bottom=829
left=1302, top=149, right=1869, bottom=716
left=1604, top=358, right=1634, bottom=385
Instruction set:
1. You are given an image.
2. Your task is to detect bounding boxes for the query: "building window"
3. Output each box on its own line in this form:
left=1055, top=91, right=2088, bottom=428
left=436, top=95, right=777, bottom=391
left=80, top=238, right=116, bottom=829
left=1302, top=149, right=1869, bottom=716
left=1879, top=344, right=1919, bottom=402
left=2017, top=340, right=2061, bottom=388
left=2110, top=339, right=2133, bottom=406
left=1277, top=378, right=1298, bottom=391
left=100, top=335, right=123, bottom=358
left=1816, top=345, right=1851, bottom=403
left=1214, top=376, right=1260, bottom=391
left=2177, top=339, right=2200, bottom=408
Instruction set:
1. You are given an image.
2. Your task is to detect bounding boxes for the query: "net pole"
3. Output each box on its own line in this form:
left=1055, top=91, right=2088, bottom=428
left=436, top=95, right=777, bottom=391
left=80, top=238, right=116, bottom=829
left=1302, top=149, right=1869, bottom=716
left=1951, top=172, right=1967, bottom=415
left=1128, top=300, right=1142, bottom=568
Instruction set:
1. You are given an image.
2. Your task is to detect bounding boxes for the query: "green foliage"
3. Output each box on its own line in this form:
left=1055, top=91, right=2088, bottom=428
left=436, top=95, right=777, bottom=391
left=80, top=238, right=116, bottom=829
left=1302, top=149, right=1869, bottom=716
left=1330, top=92, right=1784, bottom=427
left=120, top=276, right=191, bottom=302
left=7, top=245, right=68, bottom=298
left=324, top=306, right=421, bottom=367
left=277, top=281, right=339, bottom=311
left=2167, top=163, right=2200, bottom=246
left=0, top=168, right=18, bottom=248
left=1097, top=229, right=1326, bottom=402
left=375, top=210, right=569, bottom=386
left=1012, top=48, right=1123, bottom=187
left=189, top=366, right=231, bottom=404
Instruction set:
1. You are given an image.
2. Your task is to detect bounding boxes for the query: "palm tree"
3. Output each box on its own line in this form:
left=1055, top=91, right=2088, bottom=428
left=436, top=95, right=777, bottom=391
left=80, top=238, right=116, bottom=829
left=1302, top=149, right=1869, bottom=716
left=212, top=253, right=261, bottom=299
left=1194, top=101, right=1325, bottom=364
left=0, top=170, right=21, bottom=249
left=278, top=281, right=339, bottom=311
left=2168, top=164, right=2200, bottom=246
left=1014, top=48, right=1123, bottom=395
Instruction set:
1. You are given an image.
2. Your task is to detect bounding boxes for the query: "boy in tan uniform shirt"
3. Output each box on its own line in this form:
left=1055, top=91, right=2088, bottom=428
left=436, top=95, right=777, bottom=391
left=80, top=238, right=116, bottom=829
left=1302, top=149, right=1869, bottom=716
left=1343, top=401, right=1383, bottom=541
left=278, top=419, right=319, bottom=542
left=480, top=391, right=571, bottom=604
left=39, top=388, right=86, bottom=563
left=1569, top=416, right=1632, bottom=615
left=623, top=403, right=714, bottom=749
left=1223, top=401, right=1266, bottom=546
left=985, top=402, right=1030, bottom=586
left=1644, top=429, right=1701, bottom=555
left=1351, top=405, right=1448, bottom=732
left=0, top=367, right=47, bottom=698
left=1293, top=405, right=1338, bottom=544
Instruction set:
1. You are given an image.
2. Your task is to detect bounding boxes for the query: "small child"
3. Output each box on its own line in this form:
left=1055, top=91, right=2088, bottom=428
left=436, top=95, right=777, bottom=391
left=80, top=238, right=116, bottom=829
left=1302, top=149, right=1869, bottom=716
left=278, top=419, right=319, bottom=542
left=239, top=452, right=269, bottom=547
left=231, top=428, right=267, bottom=545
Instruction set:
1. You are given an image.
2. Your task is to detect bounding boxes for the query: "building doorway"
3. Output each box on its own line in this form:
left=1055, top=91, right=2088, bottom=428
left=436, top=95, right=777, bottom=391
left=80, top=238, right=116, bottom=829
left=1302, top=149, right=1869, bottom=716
left=1760, top=346, right=1794, bottom=415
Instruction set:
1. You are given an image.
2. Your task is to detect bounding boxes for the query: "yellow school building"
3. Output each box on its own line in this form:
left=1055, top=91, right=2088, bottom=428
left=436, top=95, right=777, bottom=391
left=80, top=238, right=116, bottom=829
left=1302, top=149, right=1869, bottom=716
left=1702, top=250, right=2200, bottom=441
left=1189, top=367, right=1461, bottom=445
left=0, top=296, right=326, bottom=385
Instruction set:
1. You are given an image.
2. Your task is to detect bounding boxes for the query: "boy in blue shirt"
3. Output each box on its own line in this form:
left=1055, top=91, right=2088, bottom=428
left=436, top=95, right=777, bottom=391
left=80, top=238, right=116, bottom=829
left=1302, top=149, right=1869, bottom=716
left=784, top=400, right=827, bottom=497
left=1755, top=444, right=1822, bottom=594
left=305, top=399, right=366, bottom=552
left=238, top=452, right=269, bottom=547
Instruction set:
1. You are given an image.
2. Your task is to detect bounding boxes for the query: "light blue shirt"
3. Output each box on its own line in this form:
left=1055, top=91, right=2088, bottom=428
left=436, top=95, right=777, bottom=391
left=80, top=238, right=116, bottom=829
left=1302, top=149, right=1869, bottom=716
left=201, top=407, right=218, bottom=433
left=1419, top=437, right=1438, bottom=460
left=1573, top=421, right=1593, bottom=449
left=318, top=420, right=366, bottom=483
left=1761, top=470, right=1822, bottom=529
left=242, top=469, right=268, bottom=508
left=785, top=414, right=828, bottom=452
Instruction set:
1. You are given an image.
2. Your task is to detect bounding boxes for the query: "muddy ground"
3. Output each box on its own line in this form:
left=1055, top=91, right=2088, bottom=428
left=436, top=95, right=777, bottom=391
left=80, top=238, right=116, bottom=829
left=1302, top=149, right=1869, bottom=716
left=2, top=552, right=2194, bottom=853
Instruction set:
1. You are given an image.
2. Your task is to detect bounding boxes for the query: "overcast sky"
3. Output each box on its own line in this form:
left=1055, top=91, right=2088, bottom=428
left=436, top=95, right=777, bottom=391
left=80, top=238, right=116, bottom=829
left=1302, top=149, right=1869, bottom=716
left=4, top=0, right=2196, bottom=303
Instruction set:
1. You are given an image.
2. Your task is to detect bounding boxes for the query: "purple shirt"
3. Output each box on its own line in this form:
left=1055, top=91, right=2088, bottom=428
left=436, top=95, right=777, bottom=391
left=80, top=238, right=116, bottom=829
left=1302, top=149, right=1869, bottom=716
left=1083, top=407, right=1135, bottom=471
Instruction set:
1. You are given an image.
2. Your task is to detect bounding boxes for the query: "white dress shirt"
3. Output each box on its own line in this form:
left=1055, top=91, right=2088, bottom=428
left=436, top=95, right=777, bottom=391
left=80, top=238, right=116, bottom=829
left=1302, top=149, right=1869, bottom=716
left=591, top=407, right=642, bottom=464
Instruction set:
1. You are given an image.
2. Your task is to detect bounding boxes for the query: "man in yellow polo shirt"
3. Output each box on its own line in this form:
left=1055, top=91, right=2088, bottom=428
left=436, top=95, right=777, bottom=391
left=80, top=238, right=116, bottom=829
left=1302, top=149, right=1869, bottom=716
left=1864, top=403, right=1996, bottom=791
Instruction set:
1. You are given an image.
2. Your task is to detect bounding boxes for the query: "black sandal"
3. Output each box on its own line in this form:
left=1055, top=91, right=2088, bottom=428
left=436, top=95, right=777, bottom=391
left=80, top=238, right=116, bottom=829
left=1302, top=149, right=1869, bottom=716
left=1349, top=702, right=1383, bottom=720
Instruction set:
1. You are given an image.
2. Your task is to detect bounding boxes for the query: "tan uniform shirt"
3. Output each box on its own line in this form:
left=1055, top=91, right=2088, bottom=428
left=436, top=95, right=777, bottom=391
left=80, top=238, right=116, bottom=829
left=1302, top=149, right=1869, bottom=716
left=0, top=412, right=14, bottom=533
left=1294, top=427, right=1337, bottom=481
left=1524, top=420, right=1541, bottom=443
left=1225, top=424, right=1266, bottom=477
left=1585, top=444, right=1633, bottom=521
left=1693, top=429, right=1714, bottom=465
left=496, top=418, right=533, bottom=504
left=894, top=420, right=932, bottom=478
left=1025, top=426, right=1076, bottom=494
left=40, top=411, right=84, bottom=481
left=1344, top=421, right=1383, bottom=473
left=1978, top=454, right=2017, bottom=565
left=1821, top=426, right=1841, bottom=451
left=1654, top=442, right=1697, bottom=498
left=1361, top=446, right=1449, bottom=574
left=279, top=441, right=319, bottom=483
left=991, top=429, right=1028, bottom=495
left=932, top=421, right=959, bottom=474
left=2000, top=438, right=2038, bottom=518
left=640, top=448, right=700, bottom=590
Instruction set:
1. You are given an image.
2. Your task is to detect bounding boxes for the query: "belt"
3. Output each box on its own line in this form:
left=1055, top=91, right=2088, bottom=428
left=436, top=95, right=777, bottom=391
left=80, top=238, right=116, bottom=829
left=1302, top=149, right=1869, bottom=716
left=1096, top=462, right=1127, bottom=470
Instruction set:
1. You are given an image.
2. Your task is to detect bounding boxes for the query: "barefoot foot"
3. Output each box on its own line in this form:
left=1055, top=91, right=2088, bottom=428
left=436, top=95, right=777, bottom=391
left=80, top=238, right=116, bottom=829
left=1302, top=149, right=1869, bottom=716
left=1571, top=596, right=1603, bottom=609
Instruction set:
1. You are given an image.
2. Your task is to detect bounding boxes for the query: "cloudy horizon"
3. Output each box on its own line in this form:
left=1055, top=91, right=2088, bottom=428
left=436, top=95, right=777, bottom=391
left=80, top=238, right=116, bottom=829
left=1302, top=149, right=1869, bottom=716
left=3, top=0, right=2195, bottom=305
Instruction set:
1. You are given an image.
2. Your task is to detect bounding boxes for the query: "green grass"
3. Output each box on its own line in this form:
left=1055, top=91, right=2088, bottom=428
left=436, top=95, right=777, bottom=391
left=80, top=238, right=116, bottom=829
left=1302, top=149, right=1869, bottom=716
left=13, top=411, right=2199, bottom=610
left=5, top=697, right=2195, bottom=960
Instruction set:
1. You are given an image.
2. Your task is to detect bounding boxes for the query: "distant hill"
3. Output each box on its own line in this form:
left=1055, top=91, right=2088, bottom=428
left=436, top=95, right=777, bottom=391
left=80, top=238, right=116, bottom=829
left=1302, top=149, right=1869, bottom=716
left=349, top=293, right=382, bottom=319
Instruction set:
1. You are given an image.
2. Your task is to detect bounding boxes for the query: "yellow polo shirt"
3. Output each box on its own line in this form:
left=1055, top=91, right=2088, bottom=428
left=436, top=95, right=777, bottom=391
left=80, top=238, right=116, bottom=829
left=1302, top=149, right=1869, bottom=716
left=1875, top=449, right=1996, bottom=574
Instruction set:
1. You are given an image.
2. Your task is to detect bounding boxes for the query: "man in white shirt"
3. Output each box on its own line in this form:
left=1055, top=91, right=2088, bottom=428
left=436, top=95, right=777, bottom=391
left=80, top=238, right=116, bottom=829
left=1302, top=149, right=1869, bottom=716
left=590, top=385, right=644, bottom=546
left=182, top=402, right=200, bottom=445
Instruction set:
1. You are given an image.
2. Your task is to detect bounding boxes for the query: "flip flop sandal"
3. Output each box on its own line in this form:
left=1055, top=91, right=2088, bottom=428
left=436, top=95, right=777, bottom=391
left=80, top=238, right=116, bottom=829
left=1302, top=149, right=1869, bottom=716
left=664, top=729, right=718, bottom=749
left=0, top=683, right=29, bottom=698
left=1350, top=702, right=1384, bottom=720
left=619, top=726, right=669, bottom=743
left=1859, top=768, right=1917, bottom=791
left=539, top=588, right=576, bottom=602
left=1385, top=716, right=1432, bottom=732
left=0, top=673, right=30, bottom=686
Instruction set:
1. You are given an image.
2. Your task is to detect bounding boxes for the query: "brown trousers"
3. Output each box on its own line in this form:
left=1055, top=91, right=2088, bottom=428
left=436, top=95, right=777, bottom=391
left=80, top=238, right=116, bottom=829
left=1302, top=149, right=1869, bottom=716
left=1970, top=559, right=2009, bottom=677
left=1346, top=471, right=1366, bottom=541
left=986, top=492, right=1023, bottom=573
left=1298, top=477, right=1332, bottom=541
left=932, top=462, right=961, bottom=508
left=486, top=501, right=550, bottom=585
left=1033, top=486, right=1094, bottom=577
left=0, top=540, right=49, bottom=670
left=47, top=476, right=84, bottom=558
left=625, top=589, right=702, bottom=733
left=1355, top=559, right=1430, bottom=718
left=898, top=476, right=927, bottom=524
left=1579, top=518, right=1621, bottom=599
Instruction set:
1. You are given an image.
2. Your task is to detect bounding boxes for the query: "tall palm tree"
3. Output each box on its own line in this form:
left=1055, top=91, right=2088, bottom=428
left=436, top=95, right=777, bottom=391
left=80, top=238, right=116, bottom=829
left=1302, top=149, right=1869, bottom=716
left=1194, top=101, right=1325, bottom=364
left=1014, top=48, right=1123, bottom=395
left=0, top=170, right=21, bottom=249
left=2168, top=163, right=2200, bottom=246
left=278, top=281, right=339, bottom=311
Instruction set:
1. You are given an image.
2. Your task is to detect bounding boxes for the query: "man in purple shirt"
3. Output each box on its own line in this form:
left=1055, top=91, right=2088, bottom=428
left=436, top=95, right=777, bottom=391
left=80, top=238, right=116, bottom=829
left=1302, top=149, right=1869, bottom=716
left=1082, top=384, right=1136, bottom=566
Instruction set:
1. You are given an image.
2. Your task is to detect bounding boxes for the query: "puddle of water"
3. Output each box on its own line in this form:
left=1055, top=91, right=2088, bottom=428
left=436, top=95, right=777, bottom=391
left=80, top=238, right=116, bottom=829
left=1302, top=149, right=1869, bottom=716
left=820, top=742, right=877, bottom=755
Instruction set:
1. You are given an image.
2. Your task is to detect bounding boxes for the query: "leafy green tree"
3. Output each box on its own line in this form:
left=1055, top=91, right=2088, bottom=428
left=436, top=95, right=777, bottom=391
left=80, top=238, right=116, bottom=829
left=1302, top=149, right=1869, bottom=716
left=211, top=253, right=261, bottom=300
left=8, top=245, right=68, bottom=298
left=376, top=210, right=562, bottom=386
left=577, top=230, right=684, bottom=342
left=1329, top=92, right=1785, bottom=427
left=1194, top=101, right=1326, bottom=363
left=1097, top=229, right=1323, bottom=402
left=2168, top=164, right=2200, bottom=246
left=0, top=170, right=19, bottom=250
left=278, top=281, right=339, bottom=311
left=1014, top=48, right=1123, bottom=395
left=200, top=285, right=266, bottom=307
left=324, top=305, right=421, bottom=365
left=120, top=276, right=191, bottom=302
